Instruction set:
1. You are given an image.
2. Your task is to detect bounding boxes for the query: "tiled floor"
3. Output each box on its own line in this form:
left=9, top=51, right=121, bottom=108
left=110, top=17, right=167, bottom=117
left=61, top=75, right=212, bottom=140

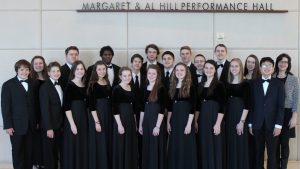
left=0, top=162, right=299, bottom=169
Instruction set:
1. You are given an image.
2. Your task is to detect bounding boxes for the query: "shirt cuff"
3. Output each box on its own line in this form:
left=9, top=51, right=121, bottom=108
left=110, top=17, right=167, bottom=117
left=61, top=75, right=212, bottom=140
left=275, top=124, right=282, bottom=129
left=248, top=124, right=252, bottom=128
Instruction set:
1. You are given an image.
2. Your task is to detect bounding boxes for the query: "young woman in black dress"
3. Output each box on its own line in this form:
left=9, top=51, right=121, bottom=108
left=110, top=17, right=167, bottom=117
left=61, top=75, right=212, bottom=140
left=112, top=66, right=138, bottom=169
left=87, top=61, right=112, bottom=169
left=63, top=60, right=88, bottom=169
left=167, top=62, right=197, bottom=169
left=273, top=54, right=299, bottom=169
left=138, top=64, right=166, bottom=169
left=225, top=58, right=250, bottom=169
left=195, top=59, right=226, bottom=169
left=30, top=56, right=48, bottom=169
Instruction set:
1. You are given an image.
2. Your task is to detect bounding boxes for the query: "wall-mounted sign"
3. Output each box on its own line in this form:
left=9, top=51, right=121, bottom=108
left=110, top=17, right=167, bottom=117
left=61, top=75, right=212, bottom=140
left=77, top=1, right=288, bottom=13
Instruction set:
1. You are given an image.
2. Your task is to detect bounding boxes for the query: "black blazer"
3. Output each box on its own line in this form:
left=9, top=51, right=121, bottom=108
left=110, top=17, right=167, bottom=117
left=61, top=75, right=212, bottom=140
left=130, top=73, right=147, bottom=115
left=219, top=60, right=230, bottom=84
left=249, top=77, right=285, bottom=130
left=59, top=63, right=71, bottom=90
left=1, top=77, right=38, bottom=135
left=39, top=80, right=64, bottom=130
left=141, top=61, right=164, bottom=77
left=86, top=63, right=120, bottom=88
left=162, top=69, right=173, bottom=91
left=189, top=63, right=199, bottom=87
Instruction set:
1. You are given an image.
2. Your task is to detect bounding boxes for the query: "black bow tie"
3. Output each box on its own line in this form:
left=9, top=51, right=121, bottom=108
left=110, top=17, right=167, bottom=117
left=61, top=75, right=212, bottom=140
left=20, top=79, right=28, bottom=83
left=196, top=74, right=203, bottom=77
left=262, top=79, right=271, bottom=83
left=107, top=65, right=113, bottom=69
left=217, top=64, right=224, bottom=68
left=54, top=82, right=60, bottom=86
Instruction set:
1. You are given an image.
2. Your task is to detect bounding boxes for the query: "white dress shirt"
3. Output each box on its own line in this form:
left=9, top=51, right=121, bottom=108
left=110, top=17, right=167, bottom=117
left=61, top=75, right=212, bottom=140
left=17, top=76, right=28, bottom=91
left=50, top=78, right=63, bottom=106
left=107, top=64, right=114, bottom=86
left=217, top=59, right=226, bottom=80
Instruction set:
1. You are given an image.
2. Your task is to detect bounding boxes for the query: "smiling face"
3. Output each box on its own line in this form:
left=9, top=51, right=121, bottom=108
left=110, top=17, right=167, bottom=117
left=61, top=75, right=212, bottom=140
left=66, top=49, right=79, bottom=65
left=120, top=70, right=132, bottom=85
left=204, top=62, right=216, bottom=78
left=147, top=68, right=158, bottom=83
left=175, top=64, right=186, bottom=80
left=96, top=64, right=107, bottom=79
left=147, top=47, right=158, bottom=62
left=74, top=63, right=85, bottom=79
left=194, top=56, right=205, bottom=71
left=33, top=58, right=45, bottom=73
left=131, top=57, right=142, bottom=71
left=260, top=61, right=274, bottom=77
left=180, top=49, right=192, bottom=65
left=215, top=46, right=227, bottom=61
left=246, top=57, right=256, bottom=71
left=48, top=66, right=61, bottom=81
left=230, top=60, right=241, bottom=76
left=162, top=54, right=174, bottom=69
left=277, top=57, right=289, bottom=73
left=17, top=66, right=30, bottom=79
left=101, top=50, right=113, bottom=65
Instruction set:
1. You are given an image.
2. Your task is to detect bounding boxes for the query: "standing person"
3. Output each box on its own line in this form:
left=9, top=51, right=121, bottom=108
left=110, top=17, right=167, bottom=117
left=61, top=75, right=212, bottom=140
left=1, top=59, right=38, bottom=169
left=180, top=46, right=198, bottom=86
left=161, top=51, right=175, bottom=90
left=167, top=63, right=197, bottom=169
left=195, top=59, right=226, bottom=169
left=225, top=58, right=250, bottom=169
left=244, top=54, right=261, bottom=80
left=194, top=54, right=206, bottom=83
left=273, top=53, right=299, bottom=169
left=63, top=61, right=88, bottom=169
left=243, top=54, right=260, bottom=169
left=141, top=44, right=164, bottom=76
left=139, top=65, right=166, bottom=169
left=249, top=57, right=285, bottom=169
left=87, top=61, right=112, bottom=169
left=130, top=54, right=146, bottom=169
left=112, top=67, right=138, bottom=169
left=86, top=46, right=120, bottom=87
left=215, top=44, right=230, bottom=84
left=31, top=56, right=48, bottom=169
left=60, top=46, right=79, bottom=90
left=39, top=62, right=64, bottom=169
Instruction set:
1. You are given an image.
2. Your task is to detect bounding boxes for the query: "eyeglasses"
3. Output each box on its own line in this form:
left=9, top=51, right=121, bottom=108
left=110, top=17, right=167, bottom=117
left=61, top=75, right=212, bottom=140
left=261, top=64, right=273, bottom=68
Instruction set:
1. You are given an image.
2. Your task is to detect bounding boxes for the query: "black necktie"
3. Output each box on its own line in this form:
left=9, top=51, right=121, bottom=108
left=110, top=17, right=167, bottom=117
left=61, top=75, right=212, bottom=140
left=165, top=71, right=170, bottom=82
left=217, top=64, right=224, bottom=68
left=107, top=65, right=113, bottom=69
left=262, top=79, right=271, bottom=83
left=196, top=74, right=202, bottom=77
left=54, top=81, right=60, bottom=86
left=134, top=75, right=139, bottom=90
left=20, top=79, right=28, bottom=83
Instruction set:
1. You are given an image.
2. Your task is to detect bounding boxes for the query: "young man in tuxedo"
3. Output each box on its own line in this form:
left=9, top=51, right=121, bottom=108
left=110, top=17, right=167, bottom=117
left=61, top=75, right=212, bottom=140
left=86, top=45, right=120, bottom=87
left=180, top=46, right=198, bottom=86
left=215, top=44, right=230, bottom=84
left=194, top=54, right=206, bottom=83
left=59, top=46, right=79, bottom=90
left=130, top=54, right=146, bottom=169
left=141, top=43, right=164, bottom=76
left=161, top=51, right=175, bottom=91
left=40, top=62, right=64, bottom=169
left=1, top=59, right=38, bottom=169
left=249, top=57, right=285, bottom=169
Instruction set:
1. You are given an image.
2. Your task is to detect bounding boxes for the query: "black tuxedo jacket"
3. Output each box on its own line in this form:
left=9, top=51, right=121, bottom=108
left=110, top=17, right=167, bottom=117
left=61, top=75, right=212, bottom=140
left=249, top=77, right=285, bottom=130
left=188, top=63, right=199, bottom=87
left=162, top=69, right=173, bottom=92
left=130, top=73, right=147, bottom=115
left=141, top=62, right=164, bottom=77
left=1, top=77, right=38, bottom=135
left=86, top=63, right=120, bottom=87
left=39, top=80, right=64, bottom=130
left=59, top=63, right=71, bottom=90
left=219, top=60, right=230, bottom=84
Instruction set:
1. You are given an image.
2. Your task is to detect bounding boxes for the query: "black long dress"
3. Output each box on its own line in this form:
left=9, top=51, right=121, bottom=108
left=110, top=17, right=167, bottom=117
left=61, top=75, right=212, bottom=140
left=112, top=85, right=138, bottom=169
left=33, top=79, right=45, bottom=167
left=225, top=81, right=250, bottom=169
left=167, top=86, right=197, bottom=169
left=88, top=83, right=112, bottom=169
left=141, top=87, right=166, bottom=169
left=63, top=81, right=88, bottom=169
left=197, top=82, right=226, bottom=169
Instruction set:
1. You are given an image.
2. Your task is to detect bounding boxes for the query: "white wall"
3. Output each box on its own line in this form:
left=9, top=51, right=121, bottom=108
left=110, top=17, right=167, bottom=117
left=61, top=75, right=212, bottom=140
left=0, top=0, right=299, bottom=162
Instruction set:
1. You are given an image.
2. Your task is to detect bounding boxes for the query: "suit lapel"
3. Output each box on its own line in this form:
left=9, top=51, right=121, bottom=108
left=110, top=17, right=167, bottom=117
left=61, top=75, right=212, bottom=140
left=257, top=78, right=265, bottom=98
left=14, top=76, right=27, bottom=93
left=265, top=78, right=274, bottom=98
left=48, top=80, right=62, bottom=105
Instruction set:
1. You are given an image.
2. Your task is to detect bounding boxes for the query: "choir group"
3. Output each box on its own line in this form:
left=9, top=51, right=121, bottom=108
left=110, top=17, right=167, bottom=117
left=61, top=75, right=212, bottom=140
left=1, top=44, right=298, bottom=169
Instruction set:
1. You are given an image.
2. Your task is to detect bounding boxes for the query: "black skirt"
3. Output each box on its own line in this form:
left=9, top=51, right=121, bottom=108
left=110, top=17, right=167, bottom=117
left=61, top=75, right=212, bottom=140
left=281, top=108, right=296, bottom=138
left=142, top=102, right=166, bottom=169
left=88, top=98, right=112, bottom=169
left=112, top=103, right=138, bottom=169
left=198, top=100, right=224, bottom=169
left=168, top=101, right=197, bottom=169
left=63, top=100, right=88, bottom=169
left=226, top=97, right=249, bottom=169
left=32, top=127, right=44, bottom=166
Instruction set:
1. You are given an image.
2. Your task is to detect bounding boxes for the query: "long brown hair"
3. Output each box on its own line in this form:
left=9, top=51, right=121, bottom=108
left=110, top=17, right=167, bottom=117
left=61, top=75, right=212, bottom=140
left=69, top=60, right=86, bottom=82
left=147, top=65, right=163, bottom=102
left=244, top=54, right=261, bottom=79
left=228, top=58, right=244, bottom=83
left=30, top=55, right=48, bottom=80
left=87, top=61, right=110, bottom=94
left=169, top=62, right=192, bottom=99
left=198, top=60, right=219, bottom=96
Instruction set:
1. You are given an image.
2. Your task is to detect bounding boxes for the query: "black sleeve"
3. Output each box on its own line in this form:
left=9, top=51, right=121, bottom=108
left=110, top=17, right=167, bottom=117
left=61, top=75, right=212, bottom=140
left=1, top=82, right=13, bottom=129
left=276, top=80, right=285, bottom=126
left=216, top=83, right=226, bottom=114
left=196, top=84, right=202, bottom=112
left=63, top=84, right=73, bottom=111
left=88, top=85, right=97, bottom=111
left=242, top=82, right=251, bottom=110
left=39, top=84, right=52, bottom=130
left=189, top=85, right=196, bottom=114
left=158, top=87, right=166, bottom=114
left=112, top=86, right=120, bottom=115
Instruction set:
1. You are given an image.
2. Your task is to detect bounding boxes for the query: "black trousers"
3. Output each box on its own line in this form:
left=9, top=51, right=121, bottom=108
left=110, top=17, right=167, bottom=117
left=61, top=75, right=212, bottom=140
left=42, top=129, right=63, bottom=169
left=10, top=131, right=33, bottom=169
left=253, top=124, right=279, bottom=169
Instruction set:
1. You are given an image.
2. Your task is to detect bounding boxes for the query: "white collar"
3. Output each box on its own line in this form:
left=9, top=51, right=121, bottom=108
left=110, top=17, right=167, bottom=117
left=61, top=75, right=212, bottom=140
left=216, top=59, right=226, bottom=65
left=262, top=76, right=272, bottom=80
left=66, top=63, right=72, bottom=69
left=164, top=67, right=173, bottom=74
left=186, top=61, right=192, bottom=67
left=17, top=76, right=28, bottom=81
left=147, top=60, right=157, bottom=65
left=50, top=77, right=58, bottom=84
